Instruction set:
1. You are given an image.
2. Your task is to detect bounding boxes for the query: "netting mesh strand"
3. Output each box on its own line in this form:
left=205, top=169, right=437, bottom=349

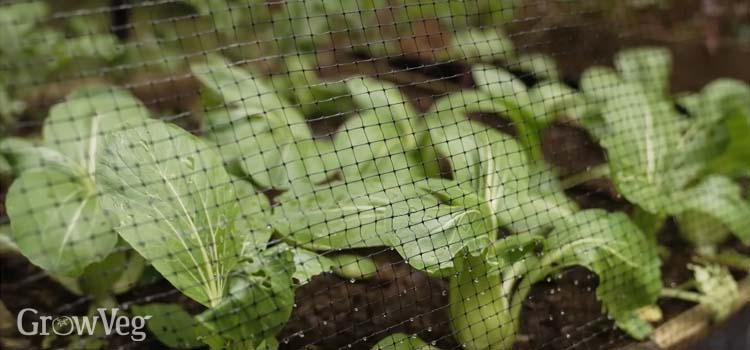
left=1, top=1, right=749, bottom=350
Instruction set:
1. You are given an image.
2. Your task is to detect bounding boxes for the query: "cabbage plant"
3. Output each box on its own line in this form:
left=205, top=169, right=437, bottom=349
left=578, top=48, right=750, bottom=248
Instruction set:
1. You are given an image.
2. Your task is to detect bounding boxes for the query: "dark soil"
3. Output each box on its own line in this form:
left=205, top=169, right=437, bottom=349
left=467, top=112, right=519, bottom=137
left=385, top=55, right=475, bottom=90
left=277, top=249, right=456, bottom=350
left=540, top=122, right=604, bottom=175
left=516, top=267, right=628, bottom=350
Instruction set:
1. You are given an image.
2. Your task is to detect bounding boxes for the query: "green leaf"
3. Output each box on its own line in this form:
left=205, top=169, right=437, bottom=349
left=271, top=179, right=400, bottom=251
left=613, top=312, right=654, bottom=340
left=193, top=55, right=294, bottom=118
left=110, top=251, right=146, bottom=295
left=0, top=1, right=48, bottom=45
left=4, top=86, right=146, bottom=278
left=426, top=90, right=502, bottom=126
left=259, top=244, right=334, bottom=286
left=54, top=34, right=123, bottom=63
left=192, top=55, right=319, bottom=191
left=371, top=333, right=439, bottom=350
left=689, top=263, right=739, bottom=321
left=274, top=177, right=494, bottom=276
left=515, top=53, right=559, bottom=82
left=333, top=110, right=421, bottom=184
left=449, top=248, right=517, bottom=350
left=598, top=90, right=681, bottom=212
left=614, top=47, right=672, bottom=99
left=676, top=211, right=730, bottom=248
left=345, top=77, right=419, bottom=149
left=672, top=176, right=750, bottom=244
left=198, top=246, right=295, bottom=346
left=278, top=54, right=353, bottom=118
left=0, top=138, right=72, bottom=175
left=257, top=337, right=280, bottom=350
left=43, top=86, right=150, bottom=172
left=698, top=79, right=750, bottom=177
left=78, top=250, right=126, bottom=296
left=233, top=178, right=273, bottom=255
left=131, top=303, right=209, bottom=349
left=580, top=66, right=623, bottom=103
left=497, top=189, right=577, bottom=235
left=528, top=82, right=585, bottom=125
left=329, top=253, right=377, bottom=280
left=76, top=246, right=145, bottom=296
left=709, top=114, right=750, bottom=177
left=96, top=119, right=243, bottom=307
left=670, top=81, right=750, bottom=180
left=472, top=65, right=543, bottom=158
left=269, top=137, right=331, bottom=192
left=542, top=210, right=661, bottom=338
left=287, top=247, right=334, bottom=285
left=486, top=231, right=546, bottom=267
left=425, top=119, right=518, bottom=188
left=185, top=0, right=274, bottom=37
left=424, top=120, right=577, bottom=234
left=6, top=166, right=116, bottom=276
left=473, top=65, right=530, bottom=111
left=386, top=190, right=494, bottom=276
left=446, top=28, right=514, bottom=64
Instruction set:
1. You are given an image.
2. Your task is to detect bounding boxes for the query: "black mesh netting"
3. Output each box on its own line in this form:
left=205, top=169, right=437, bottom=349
left=1, top=1, right=749, bottom=350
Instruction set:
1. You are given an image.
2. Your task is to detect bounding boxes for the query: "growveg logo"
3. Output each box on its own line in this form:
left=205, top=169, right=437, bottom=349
left=17, top=308, right=152, bottom=341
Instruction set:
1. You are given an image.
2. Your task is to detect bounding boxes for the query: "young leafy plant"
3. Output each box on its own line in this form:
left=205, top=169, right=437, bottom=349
left=0, top=1, right=124, bottom=126
left=95, top=117, right=301, bottom=348
left=339, top=77, right=434, bottom=183
left=192, top=55, right=332, bottom=193
left=95, top=118, right=269, bottom=307
left=450, top=209, right=661, bottom=350
left=578, top=47, right=750, bottom=247
left=660, top=263, right=740, bottom=321
left=5, top=86, right=148, bottom=276
left=413, top=108, right=661, bottom=347
left=271, top=54, right=357, bottom=119
left=461, top=64, right=583, bottom=161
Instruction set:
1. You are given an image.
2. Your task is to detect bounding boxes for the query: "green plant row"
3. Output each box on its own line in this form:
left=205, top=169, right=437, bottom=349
left=2, top=45, right=748, bottom=350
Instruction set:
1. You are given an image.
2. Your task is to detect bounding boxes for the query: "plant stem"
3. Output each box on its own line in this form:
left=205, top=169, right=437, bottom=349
left=329, top=254, right=378, bottom=280
left=697, top=250, right=750, bottom=271
left=660, top=288, right=703, bottom=303
left=559, top=164, right=610, bottom=189
left=449, top=254, right=515, bottom=350
left=490, top=232, right=546, bottom=257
